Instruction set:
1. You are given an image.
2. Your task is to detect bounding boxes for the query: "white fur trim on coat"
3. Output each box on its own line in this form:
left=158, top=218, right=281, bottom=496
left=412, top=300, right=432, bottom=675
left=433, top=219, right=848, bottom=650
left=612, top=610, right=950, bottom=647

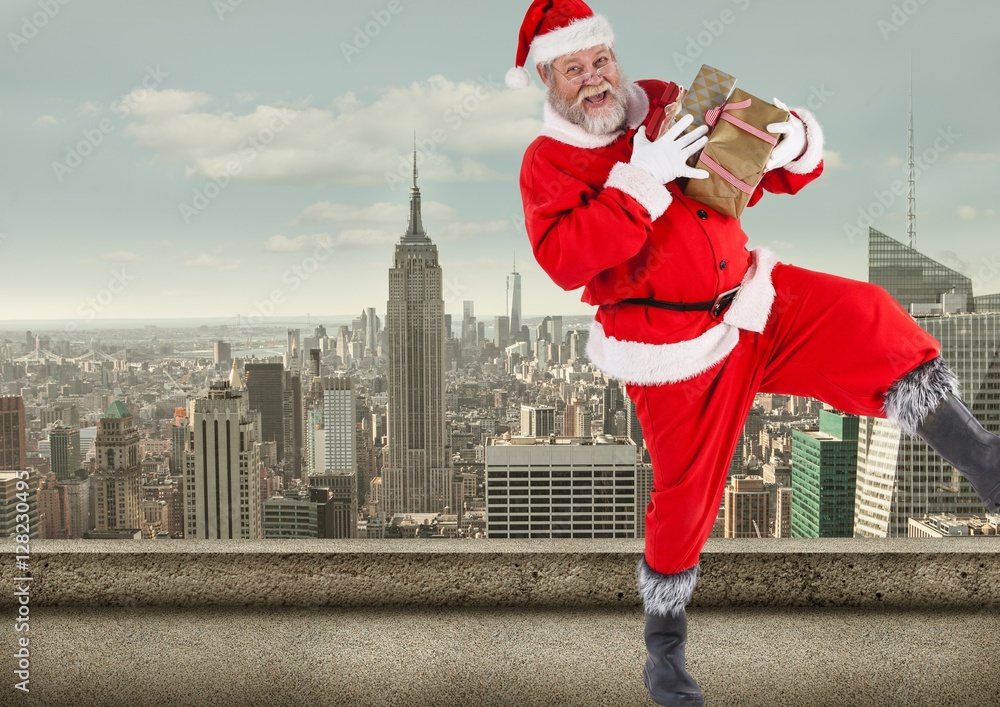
left=783, top=108, right=824, bottom=175
left=585, top=248, right=779, bottom=385
left=883, top=357, right=961, bottom=436
left=539, top=82, right=649, bottom=149
left=638, top=558, right=699, bottom=618
left=586, top=319, right=739, bottom=385
left=722, top=247, right=778, bottom=333
left=605, top=163, right=672, bottom=220
left=531, top=15, right=615, bottom=66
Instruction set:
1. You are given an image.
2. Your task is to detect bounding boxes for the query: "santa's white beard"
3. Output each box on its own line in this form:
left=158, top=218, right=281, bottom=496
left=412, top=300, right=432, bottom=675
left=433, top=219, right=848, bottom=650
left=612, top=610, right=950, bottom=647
left=548, top=71, right=630, bottom=136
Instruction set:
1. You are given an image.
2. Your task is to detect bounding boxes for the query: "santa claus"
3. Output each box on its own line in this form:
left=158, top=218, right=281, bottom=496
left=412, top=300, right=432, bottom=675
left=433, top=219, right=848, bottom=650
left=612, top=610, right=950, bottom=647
left=508, top=1, right=1000, bottom=705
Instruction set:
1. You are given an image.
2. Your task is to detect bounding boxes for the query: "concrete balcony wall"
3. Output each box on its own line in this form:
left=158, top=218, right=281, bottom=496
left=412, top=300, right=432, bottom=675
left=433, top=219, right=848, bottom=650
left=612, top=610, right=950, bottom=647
left=3, top=539, right=998, bottom=706
left=6, top=538, right=998, bottom=609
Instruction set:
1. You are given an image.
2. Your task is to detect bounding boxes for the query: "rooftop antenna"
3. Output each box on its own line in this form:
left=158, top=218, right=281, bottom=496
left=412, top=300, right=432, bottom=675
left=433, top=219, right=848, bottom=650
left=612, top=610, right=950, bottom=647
left=907, top=57, right=916, bottom=249
left=413, top=131, right=418, bottom=188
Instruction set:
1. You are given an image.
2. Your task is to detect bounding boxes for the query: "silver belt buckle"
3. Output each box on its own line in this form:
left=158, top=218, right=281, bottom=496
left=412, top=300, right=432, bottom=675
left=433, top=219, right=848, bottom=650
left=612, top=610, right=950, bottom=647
left=711, top=285, right=741, bottom=317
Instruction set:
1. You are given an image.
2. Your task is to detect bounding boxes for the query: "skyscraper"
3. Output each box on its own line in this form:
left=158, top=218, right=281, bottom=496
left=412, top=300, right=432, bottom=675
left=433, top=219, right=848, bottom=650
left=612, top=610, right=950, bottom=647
left=186, top=375, right=262, bottom=540
left=92, top=401, right=143, bottom=531
left=244, top=362, right=285, bottom=464
left=49, top=425, right=81, bottom=481
left=0, top=396, right=27, bottom=472
left=507, top=262, right=522, bottom=339
left=855, top=229, right=999, bottom=537
left=868, top=228, right=974, bottom=313
left=494, top=315, right=510, bottom=351
left=790, top=410, right=859, bottom=538
left=213, top=341, right=232, bottom=367
left=320, top=376, right=357, bottom=476
left=520, top=405, right=555, bottom=437
left=383, top=148, right=451, bottom=516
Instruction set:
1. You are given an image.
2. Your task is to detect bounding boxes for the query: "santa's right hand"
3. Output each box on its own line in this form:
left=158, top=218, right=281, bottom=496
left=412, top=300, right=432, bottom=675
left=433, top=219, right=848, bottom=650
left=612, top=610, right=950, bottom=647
left=631, top=114, right=709, bottom=184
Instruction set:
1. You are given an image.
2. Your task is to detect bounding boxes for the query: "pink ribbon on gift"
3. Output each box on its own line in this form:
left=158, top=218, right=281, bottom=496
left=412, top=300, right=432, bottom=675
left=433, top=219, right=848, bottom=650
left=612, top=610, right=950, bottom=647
left=705, top=98, right=779, bottom=146
left=700, top=97, right=781, bottom=196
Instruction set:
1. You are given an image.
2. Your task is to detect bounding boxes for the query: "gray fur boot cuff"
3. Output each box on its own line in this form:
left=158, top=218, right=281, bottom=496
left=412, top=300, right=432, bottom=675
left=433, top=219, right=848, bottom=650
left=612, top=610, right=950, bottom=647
left=637, top=558, right=699, bottom=618
left=883, top=357, right=961, bottom=437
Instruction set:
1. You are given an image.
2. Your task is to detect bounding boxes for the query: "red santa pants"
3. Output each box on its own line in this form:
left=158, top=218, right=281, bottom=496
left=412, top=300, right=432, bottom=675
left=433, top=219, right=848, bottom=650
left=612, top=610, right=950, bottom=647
left=625, top=262, right=941, bottom=576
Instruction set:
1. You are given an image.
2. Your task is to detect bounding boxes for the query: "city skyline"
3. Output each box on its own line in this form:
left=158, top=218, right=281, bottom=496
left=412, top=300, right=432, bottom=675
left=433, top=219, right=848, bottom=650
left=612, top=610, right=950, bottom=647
left=2, top=0, right=998, bottom=323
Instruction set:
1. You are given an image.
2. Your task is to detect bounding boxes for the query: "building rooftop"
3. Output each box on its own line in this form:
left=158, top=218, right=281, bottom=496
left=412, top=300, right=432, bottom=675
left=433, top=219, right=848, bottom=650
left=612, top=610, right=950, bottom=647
left=489, top=434, right=634, bottom=446
left=103, top=400, right=131, bottom=418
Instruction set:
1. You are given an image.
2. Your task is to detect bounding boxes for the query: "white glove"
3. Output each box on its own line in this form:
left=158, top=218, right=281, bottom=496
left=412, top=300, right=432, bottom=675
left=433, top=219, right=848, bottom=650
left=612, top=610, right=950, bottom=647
left=766, top=98, right=807, bottom=172
left=630, top=114, right=710, bottom=184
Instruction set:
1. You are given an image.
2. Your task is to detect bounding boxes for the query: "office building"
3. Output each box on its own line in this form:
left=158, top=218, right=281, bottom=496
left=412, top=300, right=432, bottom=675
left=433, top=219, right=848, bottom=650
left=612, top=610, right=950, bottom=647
left=382, top=150, right=451, bottom=516
left=49, top=425, right=82, bottom=481
left=774, top=486, right=792, bottom=538
left=520, top=405, right=556, bottom=437
left=244, top=362, right=285, bottom=464
left=213, top=341, right=232, bottom=367
left=485, top=435, right=637, bottom=539
left=92, top=401, right=143, bottom=531
left=507, top=265, right=522, bottom=339
left=494, top=315, right=510, bottom=352
left=185, top=376, right=262, bottom=540
left=0, top=396, right=27, bottom=472
left=868, top=228, right=974, bottom=313
left=856, top=230, right=1000, bottom=537
left=790, top=410, right=859, bottom=538
left=320, top=376, right=357, bottom=477
left=1, top=470, right=40, bottom=539
left=724, top=475, right=769, bottom=538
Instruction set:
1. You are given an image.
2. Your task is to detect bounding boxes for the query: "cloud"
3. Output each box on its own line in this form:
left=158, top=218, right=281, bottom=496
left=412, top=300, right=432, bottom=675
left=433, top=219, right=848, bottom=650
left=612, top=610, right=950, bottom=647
left=955, top=152, right=1000, bottom=162
left=885, top=156, right=904, bottom=167
left=182, top=251, right=241, bottom=271
left=120, top=78, right=543, bottom=187
left=102, top=251, right=142, bottom=263
left=34, top=114, right=59, bottom=126
left=263, top=234, right=334, bottom=252
left=76, top=101, right=103, bottom=117
left=160, top=289, right=185, bottom=297
left=822, top=150, right=848, bottom=169
left=957, top=206, right=997, bottom=221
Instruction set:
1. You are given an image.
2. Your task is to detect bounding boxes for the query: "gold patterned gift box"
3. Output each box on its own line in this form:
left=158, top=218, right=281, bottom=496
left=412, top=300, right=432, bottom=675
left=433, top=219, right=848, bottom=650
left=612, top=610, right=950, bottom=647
left=682, top=87, right=789, bottom=219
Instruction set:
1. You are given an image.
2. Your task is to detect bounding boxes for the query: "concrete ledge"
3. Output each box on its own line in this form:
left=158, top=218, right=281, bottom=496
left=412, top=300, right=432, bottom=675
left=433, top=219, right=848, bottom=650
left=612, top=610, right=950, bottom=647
left=3, top=539, right=998, bottom=609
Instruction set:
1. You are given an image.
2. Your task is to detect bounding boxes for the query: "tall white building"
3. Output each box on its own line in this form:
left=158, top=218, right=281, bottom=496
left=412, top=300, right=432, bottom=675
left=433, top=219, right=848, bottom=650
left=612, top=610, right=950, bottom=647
left=321, top=376, right=356, bottom=475
left=485, top=435, right=637, bottom=539
left=92, top=401, right=142, bottom=531
left=507, top=264, right=522, bottom=340
left=185, top=371, right=262, bottom=540
left=854, top=313, right=1000, bottom=537
left=382, top=150, right=451, bottom=516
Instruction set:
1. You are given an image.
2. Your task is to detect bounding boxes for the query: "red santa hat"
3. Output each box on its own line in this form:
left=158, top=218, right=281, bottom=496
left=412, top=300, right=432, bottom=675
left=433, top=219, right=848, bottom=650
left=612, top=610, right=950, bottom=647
left=506, top=0, right=615, bottom=89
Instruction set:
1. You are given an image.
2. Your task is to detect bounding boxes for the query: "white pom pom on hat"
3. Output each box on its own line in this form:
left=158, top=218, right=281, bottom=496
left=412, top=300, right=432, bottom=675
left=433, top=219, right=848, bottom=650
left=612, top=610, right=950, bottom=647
left=507, top=0, right=615, bottom=89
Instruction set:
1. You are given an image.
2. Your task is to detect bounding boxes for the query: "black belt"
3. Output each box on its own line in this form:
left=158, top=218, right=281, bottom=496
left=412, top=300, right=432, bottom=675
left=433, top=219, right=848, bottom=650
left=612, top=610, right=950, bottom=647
left=618, top=285, right=741, bottom=318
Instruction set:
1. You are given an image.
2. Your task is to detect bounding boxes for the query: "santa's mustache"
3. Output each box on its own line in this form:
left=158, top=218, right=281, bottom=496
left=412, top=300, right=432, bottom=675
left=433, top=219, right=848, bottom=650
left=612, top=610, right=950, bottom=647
left=574, top=80, right=614, bottom=106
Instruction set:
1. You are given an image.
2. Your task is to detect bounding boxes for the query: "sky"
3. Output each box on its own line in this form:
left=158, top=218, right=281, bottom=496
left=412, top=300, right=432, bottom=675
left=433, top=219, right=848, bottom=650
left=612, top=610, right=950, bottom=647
left=1, top=0, right=998, bottom=327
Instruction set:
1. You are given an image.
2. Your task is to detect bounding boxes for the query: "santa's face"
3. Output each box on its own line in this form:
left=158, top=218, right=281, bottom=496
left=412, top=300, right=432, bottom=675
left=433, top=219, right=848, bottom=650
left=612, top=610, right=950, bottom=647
left=544, top=45, right=628, bottom=135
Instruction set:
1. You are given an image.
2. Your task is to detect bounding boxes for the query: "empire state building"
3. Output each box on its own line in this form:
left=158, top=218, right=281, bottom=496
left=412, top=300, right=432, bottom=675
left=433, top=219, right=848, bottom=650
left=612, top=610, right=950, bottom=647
left=382, top=150, right=451, bottom=515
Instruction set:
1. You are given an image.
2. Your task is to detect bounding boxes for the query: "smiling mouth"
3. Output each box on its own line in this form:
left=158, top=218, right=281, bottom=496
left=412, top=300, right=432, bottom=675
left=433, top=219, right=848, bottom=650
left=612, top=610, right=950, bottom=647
left=583, top=91, right=608, bottom=107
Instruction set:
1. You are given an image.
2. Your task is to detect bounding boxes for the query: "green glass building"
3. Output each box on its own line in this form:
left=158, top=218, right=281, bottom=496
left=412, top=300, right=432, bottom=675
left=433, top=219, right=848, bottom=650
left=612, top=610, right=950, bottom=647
left=790, top=410, right=859, bottom=538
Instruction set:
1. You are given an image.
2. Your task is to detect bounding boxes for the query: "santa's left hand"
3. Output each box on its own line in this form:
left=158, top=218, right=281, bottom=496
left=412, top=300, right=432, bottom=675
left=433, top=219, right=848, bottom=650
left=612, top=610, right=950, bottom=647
left=766, top=98, right=807, bottom=172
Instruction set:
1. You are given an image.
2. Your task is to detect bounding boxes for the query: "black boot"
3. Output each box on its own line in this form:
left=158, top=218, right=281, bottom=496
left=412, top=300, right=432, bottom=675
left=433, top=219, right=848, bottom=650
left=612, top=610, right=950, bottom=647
left=638, top=559, right=703, bottom=706
left=885, top=358, right=1000, bottom=512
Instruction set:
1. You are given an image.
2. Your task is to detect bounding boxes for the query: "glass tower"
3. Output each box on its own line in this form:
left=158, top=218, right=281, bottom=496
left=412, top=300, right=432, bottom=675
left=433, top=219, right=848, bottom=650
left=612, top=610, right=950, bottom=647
left=868, top=228, right=974, bottom=312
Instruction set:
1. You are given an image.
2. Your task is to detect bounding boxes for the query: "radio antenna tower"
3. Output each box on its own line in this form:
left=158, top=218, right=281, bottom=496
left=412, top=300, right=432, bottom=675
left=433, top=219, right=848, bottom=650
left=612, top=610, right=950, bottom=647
left=907, top=59, right=916, bottom=249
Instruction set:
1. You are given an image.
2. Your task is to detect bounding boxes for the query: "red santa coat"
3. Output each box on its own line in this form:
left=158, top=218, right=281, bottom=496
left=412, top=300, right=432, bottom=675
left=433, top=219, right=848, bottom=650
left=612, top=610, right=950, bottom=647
left=519, top=79, right=826, bottom=383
